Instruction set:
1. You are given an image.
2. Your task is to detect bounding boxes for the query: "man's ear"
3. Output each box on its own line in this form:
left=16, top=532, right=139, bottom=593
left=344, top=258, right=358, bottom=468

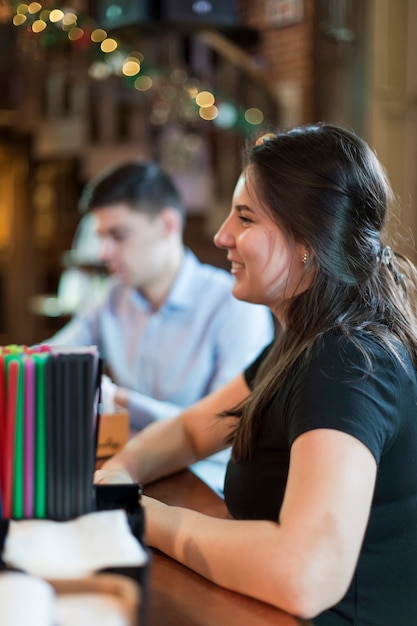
left=159, top=207, right=182, bottom=237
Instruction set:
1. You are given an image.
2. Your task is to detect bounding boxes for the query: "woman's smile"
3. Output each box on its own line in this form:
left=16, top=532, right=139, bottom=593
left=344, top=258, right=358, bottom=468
left=230, top=259, right=245, bottom=274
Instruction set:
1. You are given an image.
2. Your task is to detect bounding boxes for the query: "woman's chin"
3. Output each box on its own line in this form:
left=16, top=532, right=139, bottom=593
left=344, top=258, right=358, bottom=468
left=232, top=285, right=259, bottom=305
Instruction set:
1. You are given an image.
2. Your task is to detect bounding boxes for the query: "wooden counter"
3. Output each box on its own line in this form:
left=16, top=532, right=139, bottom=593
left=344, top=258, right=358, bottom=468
left=143, top=470, right=312, bottom=626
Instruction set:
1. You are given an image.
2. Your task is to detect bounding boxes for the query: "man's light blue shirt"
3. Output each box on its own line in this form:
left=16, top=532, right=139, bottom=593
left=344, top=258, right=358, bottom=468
left=49, top=250, right=274, bottom=494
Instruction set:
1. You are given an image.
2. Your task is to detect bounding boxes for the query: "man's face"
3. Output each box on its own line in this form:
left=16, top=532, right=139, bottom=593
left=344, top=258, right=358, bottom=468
left=93, top=203, right=168, bottom=289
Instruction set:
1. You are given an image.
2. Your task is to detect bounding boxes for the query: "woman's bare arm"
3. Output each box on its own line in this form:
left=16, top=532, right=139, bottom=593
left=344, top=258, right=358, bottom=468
left=94, top=373, right=249, bottom=485
left=142, top=428, right=377, bottom=619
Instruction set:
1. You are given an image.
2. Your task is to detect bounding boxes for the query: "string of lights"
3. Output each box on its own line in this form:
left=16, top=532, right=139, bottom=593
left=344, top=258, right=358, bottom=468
left=7, top=1, right=268, bottom=135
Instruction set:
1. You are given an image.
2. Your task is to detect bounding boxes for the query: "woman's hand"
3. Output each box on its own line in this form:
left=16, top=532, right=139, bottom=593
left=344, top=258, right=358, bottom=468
left=93, top=468, right=133, bottom=484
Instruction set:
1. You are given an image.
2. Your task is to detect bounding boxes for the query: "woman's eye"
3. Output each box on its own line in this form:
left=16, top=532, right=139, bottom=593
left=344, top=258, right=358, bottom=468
left=238, top=215, right=252, bottom=226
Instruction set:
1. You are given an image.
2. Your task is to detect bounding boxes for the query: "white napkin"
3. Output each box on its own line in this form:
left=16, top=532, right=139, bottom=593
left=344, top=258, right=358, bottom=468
left=3, top=510, right=147, bottom=579
left=0, top=572, right=55, bottom=626
left=55, top=593, right=131, bottom=626
left=100, top=374, right=117, bottom=413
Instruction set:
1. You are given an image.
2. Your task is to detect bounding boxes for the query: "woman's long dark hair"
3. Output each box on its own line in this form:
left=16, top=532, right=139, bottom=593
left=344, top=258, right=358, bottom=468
left=227, top=123, right=417, bottom=461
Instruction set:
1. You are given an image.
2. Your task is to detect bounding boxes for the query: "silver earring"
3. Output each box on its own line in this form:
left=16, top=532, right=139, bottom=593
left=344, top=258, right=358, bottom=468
left=302, top=251, right=308, bottom=265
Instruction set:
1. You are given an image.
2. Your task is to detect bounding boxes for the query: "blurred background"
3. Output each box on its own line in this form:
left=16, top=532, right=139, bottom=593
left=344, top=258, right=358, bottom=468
left=0, top=0, right=415, bottom=345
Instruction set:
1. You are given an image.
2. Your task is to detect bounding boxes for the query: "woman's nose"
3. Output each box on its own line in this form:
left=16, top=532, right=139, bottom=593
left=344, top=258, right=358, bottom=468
left=214, top=217, right=234, bottom=250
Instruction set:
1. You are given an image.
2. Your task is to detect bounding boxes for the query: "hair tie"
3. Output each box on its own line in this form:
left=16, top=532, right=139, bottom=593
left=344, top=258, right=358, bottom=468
left=380, top=245, right=393, bottom=266
left=380, top=245, right=405, bottom=286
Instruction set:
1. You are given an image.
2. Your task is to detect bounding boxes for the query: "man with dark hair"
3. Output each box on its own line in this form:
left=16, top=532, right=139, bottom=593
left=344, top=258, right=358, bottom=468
left=49, top=161, right=274, bottom=494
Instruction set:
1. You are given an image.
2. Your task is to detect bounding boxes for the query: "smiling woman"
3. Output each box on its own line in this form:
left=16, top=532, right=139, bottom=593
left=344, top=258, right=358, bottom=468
left=95, top=124, right=417, bottom=625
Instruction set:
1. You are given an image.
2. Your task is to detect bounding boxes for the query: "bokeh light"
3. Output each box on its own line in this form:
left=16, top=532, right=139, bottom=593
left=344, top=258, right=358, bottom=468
left=101, top=38, right=118, bottom=53
left=49, top=9, right=64, bottom=22
left=28, top=2, right=42, bottom=13
left=134, top=75, right=153, bottom=91
left=91, top=29, right=107, bottom=43
left=214, top=102, right=238, bottom=128
left=195, top=91, right=215, bottom=108
left=32, top=19, right=47, bottom=32
left=245, top=107, right=264, bottom=125
left=122, top=58, right=141, bottom=76
left=199, top=105, right=218, bottom=121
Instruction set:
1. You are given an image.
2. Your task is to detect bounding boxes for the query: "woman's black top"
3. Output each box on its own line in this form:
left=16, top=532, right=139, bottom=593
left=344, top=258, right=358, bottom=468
left=224, top=330, right=417, bottom=625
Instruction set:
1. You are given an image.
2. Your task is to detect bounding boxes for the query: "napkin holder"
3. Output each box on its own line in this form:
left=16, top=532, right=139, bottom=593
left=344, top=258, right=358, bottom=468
left=0, top=483, right=149, bottom=626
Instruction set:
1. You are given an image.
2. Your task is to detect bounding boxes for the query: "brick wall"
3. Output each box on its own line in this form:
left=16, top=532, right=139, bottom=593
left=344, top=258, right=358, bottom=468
left=240, top=0, right=316, bottom=125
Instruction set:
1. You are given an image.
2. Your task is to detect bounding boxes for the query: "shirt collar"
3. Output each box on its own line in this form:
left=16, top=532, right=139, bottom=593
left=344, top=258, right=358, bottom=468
left=128, top=249, right=200, bottom=312
left=162, top=249, right=201, bottom=310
